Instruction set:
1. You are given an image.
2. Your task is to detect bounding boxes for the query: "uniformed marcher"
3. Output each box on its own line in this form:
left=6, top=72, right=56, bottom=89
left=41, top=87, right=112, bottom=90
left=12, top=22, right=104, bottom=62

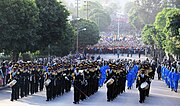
left=9, top=67, right=18, bottom=101
left=73, top=68, right=82, bottom=104
left=45, top=69, right=53, bottom=101
left=105, top=66, right=114, bottom=102
left=136, top=69, right=149, bottom=103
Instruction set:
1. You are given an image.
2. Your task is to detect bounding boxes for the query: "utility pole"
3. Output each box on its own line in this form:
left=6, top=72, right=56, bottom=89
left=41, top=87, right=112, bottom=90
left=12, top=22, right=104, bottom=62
left=76, top=0, right=80, bottom=54
left=84, top=0, right=90, bottom=20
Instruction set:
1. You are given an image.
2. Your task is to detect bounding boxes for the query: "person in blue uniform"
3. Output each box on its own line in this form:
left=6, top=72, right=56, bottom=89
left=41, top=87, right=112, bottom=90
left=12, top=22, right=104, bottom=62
left=164, top=68, right=170, bottom=87
left=168, top=69, right=174, bottom=91
left=172, top=69, right=180, bottom=92
left=127, top=71, right=133, bottom=89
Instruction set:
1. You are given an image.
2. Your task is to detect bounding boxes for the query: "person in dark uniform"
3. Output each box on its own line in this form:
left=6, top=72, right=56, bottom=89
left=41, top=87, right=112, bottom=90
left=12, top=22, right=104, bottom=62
left=1, top=63, right=7, bottom=86
left=73, top=68, right=82, bottom=104
left=136, top=69, right=149, bottom=103
left=34, top=66, right=39, bottom=93
left=151, top=60, right=157, bottom=79
left=45, top=70, right=53, bottom=101
left=144, top=64, right=151, bottom=97
left=15, top=68, right=20, bottom=99
left=105, top=67, right=114, bottom=102
left=39, top=67, right=45, bottom=91
left=9, top=67, right=19, bottom=101
left=65, top=68, right=72, bottom=92
left=19, top=66, right=25, bottom=98
left=24, top=66, right=29, bottom=97
left=157, top=64, right=162, bottom=80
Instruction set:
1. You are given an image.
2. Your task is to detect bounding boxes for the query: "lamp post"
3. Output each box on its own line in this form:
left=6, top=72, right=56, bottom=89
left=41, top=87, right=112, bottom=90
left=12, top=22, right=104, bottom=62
left=48, top=44, right=51, bottom=63
left=76, top=28, right=86, bottom=54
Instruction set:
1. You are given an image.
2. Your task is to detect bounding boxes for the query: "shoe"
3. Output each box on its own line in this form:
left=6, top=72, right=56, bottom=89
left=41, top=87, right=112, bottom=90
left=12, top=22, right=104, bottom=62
left=46, top=100, right=49, bottom=101
left=73, top=102, right=77, bottom=104
left=139, top=100, right=142, bottom=103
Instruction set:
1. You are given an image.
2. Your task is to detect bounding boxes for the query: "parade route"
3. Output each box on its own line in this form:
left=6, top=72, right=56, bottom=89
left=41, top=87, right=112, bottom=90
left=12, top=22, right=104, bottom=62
left=0, top=74, right=180, bottom=106
left=93, top=54, right=149, bottom=61
left=0, top=53, right=179, bottom=106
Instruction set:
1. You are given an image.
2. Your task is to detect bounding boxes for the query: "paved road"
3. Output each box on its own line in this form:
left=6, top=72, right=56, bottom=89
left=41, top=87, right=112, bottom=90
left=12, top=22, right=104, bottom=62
left=93, top=54, right=149, bottom=61
left=0, top=54, right=180, bottom=106
left=0, top=75, right=180, bottom=106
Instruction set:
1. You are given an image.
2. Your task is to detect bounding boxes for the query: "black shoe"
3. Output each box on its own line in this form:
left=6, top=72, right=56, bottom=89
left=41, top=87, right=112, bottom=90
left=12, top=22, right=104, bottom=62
left=139, top=100, right=142, bottom=103
left=73, top=102, right=77, bottom=104
left=46, top=100, right=49, bottom=101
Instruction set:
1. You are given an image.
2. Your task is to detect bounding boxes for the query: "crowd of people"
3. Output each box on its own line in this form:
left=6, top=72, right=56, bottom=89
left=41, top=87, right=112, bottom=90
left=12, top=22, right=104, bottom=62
left=84, top=33, right=150, bottom=57
left=0, top=53, right=179, bottom=104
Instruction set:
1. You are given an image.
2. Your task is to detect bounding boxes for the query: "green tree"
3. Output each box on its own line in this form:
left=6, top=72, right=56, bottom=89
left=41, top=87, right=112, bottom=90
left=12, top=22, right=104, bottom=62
left=153, top=8, right=172, bottom=49
left=163, top=8, right=180, bottom=55
left=35, top=0, right=69, bottom=49
left=79, top=1, right=111, bottom=32
left=0, top=0, right=39, bottom=61
left=141, top=24, right=155, bottom=46
left=89, top=8, right=111, bottom=31
left=124, top=2, right=136, bottom=15
left=128, top=6, right=145, bottom=31
left=71, top=19, right=100, bottom=50
left=128, top=0, right=166, bottom=31
left=48, top=23, right=76, bottom=56
left=154, top=8, right=172, bottom=31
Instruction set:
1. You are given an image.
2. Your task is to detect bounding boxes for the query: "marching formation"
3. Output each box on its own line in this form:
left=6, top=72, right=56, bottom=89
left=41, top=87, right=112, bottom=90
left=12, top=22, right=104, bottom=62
left=104, top=63, right=127, bottom=102
left=5, top=54, right=177, bottom=104
left=72, top=62, right=101, bottom=104
left=8, top=63, right=45, bottom=101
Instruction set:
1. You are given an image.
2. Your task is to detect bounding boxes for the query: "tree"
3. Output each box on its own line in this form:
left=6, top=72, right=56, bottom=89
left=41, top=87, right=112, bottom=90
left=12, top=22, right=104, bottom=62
left=0, top=0, right=39, bottom=61
left=141, top=24, right=155, bottom=46
left=153, top=8, right=172, bottom=49
left=154, top=8, right=172, bottom=31
left=128, top=0, right=166, bottom=31
left=35, top=0, right=69, bottom=50
left=128, top=6, right=145, bottom=31
left=46, top=23, right=76, bottom=56
left=124, top=2, right=136, bottom=15
left=163, top=8, right=180, bottom=56
left=89, top=8, right=111, bottom=31
left=79, top=1, right=111, bottom=32
left=71, top=19, right=100, bottom=51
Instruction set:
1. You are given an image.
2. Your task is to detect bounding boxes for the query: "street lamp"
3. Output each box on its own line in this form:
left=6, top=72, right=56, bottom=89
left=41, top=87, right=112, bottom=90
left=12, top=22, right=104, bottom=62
left=76, top=28, right=86, bottom=54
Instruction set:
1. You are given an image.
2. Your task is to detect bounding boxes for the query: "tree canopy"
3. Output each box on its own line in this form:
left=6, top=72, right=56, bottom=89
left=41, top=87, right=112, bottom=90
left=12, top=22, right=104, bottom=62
left=0, top=0, right=40, bottom=61
left=35, top=0, right=69, bottom=49
left=71, top=19, right=100, bottom=49
left=142, top=7, right=180, bottom=58
left=0, top=0, right=76, bottom=61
